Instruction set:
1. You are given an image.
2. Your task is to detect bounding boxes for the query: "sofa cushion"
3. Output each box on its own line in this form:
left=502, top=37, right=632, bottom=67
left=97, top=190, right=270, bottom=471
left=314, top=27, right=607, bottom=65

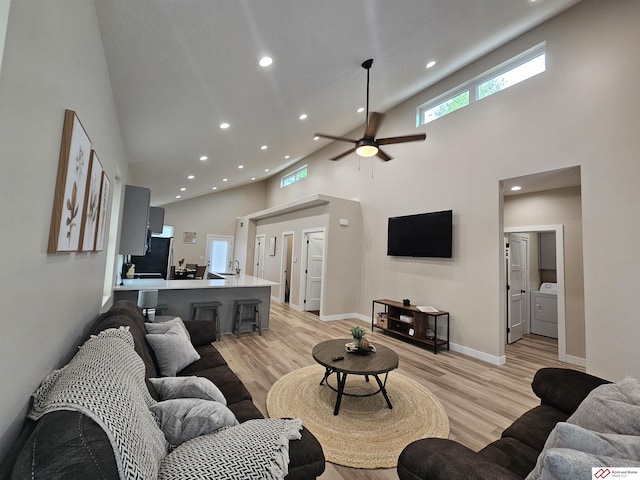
left=150, top=376, right=226, bottom=405
left=227, top=399, right=264, bottom=423
left=150, top=399, right=238, bottom=446
left=178, top=365, right=252, bottom=406
left=567, top=376, right=640, bottom=435
left=478, top=437, right=540, bottom=478
left=501, top=404, right=569, bottom=452
left=146, top=324, right=201, bottom=377
left=179, top=344, right=228, bottom=374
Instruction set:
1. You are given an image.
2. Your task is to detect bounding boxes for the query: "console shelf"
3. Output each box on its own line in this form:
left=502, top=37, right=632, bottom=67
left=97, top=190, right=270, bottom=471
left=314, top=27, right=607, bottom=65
left=371, top=299, right=450, bottom=354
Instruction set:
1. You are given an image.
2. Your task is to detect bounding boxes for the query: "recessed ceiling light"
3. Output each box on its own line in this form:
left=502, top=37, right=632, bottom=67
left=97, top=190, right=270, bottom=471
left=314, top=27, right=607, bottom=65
left=284, top=155, right=290, bottom=159
left=299, top=113, right=308, bottom=120
left=357, top=107, right=365, bottom=113
left=187, top=175, right=195, bottom=180
left=251, top=177, right=256, bottom=181
left=510, top=186, right=522, bottom=191
left=258, top=56, right=273, bottom=67
left=313, top=136, right=319, bottom=141
left=238, top=165, right=244, bottom=169
left=222, top=178, right=228, bottom=182
left=212, top=186, right=217, bottom=190
left=426, top=60, right=437, bottom=69
left=261, top=145, right=268, bottom=150
left=176, top=195, right=181, bottom=199
left=180, top=187, right=186, bottom=191
left=200, top=155, right=208, bottom=161
left=264, top=168, right=270, bottom=172
left=219, top=122, right=230, bottom=129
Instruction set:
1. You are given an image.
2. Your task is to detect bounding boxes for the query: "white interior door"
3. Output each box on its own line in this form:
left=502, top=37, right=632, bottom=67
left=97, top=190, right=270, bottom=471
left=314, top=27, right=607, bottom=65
left=304, top=231, right=324, bottom=311
left=254, top=235, right=265, bottom=279
left=507, top=233, right=528, bottom=343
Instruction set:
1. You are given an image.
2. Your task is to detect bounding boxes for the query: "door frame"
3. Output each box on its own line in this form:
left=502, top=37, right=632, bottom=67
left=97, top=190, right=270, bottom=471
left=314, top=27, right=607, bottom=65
left=279, top=231, right=295, bottom=303
left=299, top=227, right=326, bottom=314
left=504, top=225, right=565, bottom=361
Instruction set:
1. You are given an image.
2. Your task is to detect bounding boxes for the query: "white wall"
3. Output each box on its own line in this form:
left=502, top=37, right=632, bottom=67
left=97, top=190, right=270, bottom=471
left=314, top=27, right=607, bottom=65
left=263, top=0, right=640, bottom=379
left=0, top=1, right=129, bottom=460
left=161, top=181, right=267, bottom=268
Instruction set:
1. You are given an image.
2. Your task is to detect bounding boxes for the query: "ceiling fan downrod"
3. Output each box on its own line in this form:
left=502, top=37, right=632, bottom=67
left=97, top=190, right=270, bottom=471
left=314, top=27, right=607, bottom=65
left=362, top=58, right=373, bottom=132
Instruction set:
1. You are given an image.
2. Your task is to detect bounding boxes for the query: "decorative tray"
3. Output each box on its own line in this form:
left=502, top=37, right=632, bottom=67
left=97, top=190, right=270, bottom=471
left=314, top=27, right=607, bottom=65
left=345, top=342, right=376, bottom=354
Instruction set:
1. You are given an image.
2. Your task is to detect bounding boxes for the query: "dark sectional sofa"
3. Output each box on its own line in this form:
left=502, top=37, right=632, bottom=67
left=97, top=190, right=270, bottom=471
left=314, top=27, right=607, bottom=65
left=397, top=367, right=611, bottom=479
left=4, top=300, right=325, bottom=479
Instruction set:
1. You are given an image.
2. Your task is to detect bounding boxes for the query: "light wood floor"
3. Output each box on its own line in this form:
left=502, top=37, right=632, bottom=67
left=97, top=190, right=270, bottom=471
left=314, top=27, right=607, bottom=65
left=215, top=303, right=582, bottom=480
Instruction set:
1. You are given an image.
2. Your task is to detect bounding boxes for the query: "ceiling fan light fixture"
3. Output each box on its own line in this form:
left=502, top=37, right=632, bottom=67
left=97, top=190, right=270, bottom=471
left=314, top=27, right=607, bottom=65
left=355, top=139, right=379, bottom=158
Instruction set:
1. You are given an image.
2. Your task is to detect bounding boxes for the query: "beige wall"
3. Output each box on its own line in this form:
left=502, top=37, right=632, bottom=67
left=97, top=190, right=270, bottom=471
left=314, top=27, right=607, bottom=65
left=504, top=187, right=585, bottom=359
left=262, top=0, right=640, bottom=378
left=162, top=181, right=267, bottom=268
left=0, top=0, right=129, bottom=459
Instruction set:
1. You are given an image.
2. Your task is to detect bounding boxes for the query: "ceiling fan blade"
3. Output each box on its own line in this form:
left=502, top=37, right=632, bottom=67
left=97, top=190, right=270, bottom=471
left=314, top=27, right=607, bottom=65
left=315, top=133, right=358, bottom=144
left=330, top=147, right=356, bottom=161
left=377, top=133, right=426, bottom=145
left=376, top=149, right=392, bottom=161
left=364, top=112, right=384, bottom=138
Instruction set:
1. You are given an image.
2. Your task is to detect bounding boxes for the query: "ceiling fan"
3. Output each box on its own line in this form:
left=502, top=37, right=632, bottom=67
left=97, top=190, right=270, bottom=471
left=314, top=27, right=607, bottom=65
left=315, top=58, right=426, bottom=161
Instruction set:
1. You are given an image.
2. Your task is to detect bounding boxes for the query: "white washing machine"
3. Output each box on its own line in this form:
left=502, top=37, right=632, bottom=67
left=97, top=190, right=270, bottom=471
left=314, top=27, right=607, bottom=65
left=530, top=282, right=558, bottom=338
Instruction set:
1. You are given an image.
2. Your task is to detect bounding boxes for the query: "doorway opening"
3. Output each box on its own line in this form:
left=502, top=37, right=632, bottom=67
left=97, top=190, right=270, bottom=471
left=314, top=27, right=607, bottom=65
left=280, top=232, right=294, bottom=304
left=505, top=226, right=565, bottom=360
left=301, top=229, right=325, bottom=313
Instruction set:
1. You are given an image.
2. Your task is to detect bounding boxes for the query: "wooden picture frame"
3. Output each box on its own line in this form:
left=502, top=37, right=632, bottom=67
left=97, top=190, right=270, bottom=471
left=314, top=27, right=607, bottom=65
left=79, top=150, right=103, bottom=251
left=94, top=171, right=111, bottom=251
left=48, top=110, right=92, bottom=253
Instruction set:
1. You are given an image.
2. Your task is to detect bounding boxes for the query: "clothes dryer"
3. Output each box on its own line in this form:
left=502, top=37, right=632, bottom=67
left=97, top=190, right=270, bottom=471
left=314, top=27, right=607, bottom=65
left=530, top=282, right=558, bottom=338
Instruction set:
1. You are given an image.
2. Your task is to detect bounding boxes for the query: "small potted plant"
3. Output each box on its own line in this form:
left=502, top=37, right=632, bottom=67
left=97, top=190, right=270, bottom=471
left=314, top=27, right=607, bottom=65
left=350, top=325, right=367, bottom=348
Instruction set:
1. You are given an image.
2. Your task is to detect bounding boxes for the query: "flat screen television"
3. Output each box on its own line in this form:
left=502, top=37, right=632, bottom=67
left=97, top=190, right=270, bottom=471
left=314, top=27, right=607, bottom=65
left=387, top=210, right=453, bottom=258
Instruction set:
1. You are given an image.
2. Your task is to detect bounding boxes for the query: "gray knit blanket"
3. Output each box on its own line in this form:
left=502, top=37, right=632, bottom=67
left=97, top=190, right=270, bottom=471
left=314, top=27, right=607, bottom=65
left=29, top=326, right=302, bottom=480
left=29, top=327, right=168, bottom=479
left=158, top=418, right=303, bottom=480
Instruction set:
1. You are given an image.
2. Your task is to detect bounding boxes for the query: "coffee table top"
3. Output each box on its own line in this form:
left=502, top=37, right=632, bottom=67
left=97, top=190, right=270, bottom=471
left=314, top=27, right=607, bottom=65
left=312, top=339, right=399, bottom=375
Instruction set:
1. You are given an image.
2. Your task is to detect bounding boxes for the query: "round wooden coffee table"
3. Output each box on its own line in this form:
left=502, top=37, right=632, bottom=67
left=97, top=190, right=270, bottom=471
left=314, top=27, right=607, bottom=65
left=312, top=339, right=399, bottom=415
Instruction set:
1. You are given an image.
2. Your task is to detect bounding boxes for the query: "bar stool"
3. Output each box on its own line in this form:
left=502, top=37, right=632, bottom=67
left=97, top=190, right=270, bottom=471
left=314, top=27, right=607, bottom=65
left=233, top=299, right=262, bottom=338
left=137, top=289, right=158, bottom=321
left=156, top=303, right=169, bottom=315
left=190, top=301, right=223, bottom=341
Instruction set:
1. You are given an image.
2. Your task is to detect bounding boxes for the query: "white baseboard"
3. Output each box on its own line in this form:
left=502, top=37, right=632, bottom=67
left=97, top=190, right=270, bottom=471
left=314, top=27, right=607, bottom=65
left=319, top=312, right=365, bottom=322
left=449, top=342, right=506, bottom=365
left=565, top=354, right=586, bottom=367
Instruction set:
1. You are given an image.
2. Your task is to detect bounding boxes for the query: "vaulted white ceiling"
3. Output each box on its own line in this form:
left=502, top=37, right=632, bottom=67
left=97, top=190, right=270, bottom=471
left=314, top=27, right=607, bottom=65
left=95, top=0, right=581, bottom=206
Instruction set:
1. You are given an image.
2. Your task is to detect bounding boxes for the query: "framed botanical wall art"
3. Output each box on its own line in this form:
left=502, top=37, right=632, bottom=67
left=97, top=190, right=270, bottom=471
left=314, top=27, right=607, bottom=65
left=94, top=171, right=111, bottom=251
left=48, top=110, right=92, bottom=253
left=79, top=150, right=102, bottom=252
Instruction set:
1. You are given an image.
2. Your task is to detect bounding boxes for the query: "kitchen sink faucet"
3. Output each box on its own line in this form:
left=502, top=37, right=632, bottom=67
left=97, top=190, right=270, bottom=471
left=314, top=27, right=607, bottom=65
left=229, top=259, right=241, bottom=275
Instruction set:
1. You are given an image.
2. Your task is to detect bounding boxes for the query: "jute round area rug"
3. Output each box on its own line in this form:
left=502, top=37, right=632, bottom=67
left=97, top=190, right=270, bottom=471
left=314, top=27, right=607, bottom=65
left=266, top=364, right=449, bottom=469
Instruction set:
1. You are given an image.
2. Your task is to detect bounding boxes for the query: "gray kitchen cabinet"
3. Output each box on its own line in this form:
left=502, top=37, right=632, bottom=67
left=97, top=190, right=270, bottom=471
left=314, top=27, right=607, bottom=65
left=119, top=185, right=150, bottom=255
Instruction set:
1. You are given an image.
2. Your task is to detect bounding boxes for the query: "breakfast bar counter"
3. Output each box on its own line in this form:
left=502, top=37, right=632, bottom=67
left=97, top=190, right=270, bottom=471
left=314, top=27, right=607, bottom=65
left=113, top=275, right=277, bottom=335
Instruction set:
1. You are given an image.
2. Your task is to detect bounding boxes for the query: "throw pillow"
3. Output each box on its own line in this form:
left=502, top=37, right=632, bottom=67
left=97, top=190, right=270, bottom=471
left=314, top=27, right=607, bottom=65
left=146, top=324, right=201, bottom=377
left=145, top=316, right=191, bottom=340
left=149, top=376, right=227, bottom=405
left=567, top=376, right=640, bottom=435
left=150, top=398, right=238, bottom=446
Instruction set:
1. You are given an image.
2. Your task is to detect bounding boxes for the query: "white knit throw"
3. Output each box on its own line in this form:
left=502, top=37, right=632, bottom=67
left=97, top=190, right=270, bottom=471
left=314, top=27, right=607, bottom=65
left=29, top=327, right=168, bottom=480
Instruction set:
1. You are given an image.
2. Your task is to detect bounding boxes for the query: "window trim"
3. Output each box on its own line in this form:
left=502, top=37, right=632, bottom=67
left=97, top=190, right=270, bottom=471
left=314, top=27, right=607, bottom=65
left=280, top=164, right=308, bottom=188
left=417, top=42, right=546, bottom=126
